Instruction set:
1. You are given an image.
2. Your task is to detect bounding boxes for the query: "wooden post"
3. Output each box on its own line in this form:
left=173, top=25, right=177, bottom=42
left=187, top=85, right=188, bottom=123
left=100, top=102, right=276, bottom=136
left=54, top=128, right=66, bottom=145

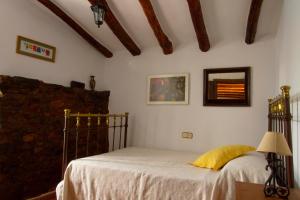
left=0, top=90, right=3, bottom=129
left=38, top=0, right=113, bottom=57
left=245, top=0, right=264, bottom=44
left=138, top=0, right=173, bottom=54
left=268, top=98, right=272, bottom=131
left=88, top=0, right=141, bottom=56
left=124, top=113, right=129, bottom=148
left=186, top=0, right=210, bottom=52
left=280, top=86, right=294, bottom=188
left=62, top=109, right=70, bottom=178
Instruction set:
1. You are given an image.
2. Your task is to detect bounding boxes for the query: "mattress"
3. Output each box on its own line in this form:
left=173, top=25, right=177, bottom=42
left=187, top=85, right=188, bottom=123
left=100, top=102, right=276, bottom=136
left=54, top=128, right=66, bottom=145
left=56, top=147, right=269, bottom=200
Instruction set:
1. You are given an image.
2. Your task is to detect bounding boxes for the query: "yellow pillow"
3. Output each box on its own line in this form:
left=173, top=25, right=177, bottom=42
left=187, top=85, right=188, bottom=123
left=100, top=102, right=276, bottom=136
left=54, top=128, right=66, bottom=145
left=192, top=145, right=256, bottom=170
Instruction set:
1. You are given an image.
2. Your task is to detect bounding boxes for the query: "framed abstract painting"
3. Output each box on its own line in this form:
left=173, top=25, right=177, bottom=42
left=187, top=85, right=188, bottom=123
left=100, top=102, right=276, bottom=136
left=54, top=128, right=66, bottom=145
left=16, top=36, right=56, bottom=62
left=147, top=73, right=189, bottom=105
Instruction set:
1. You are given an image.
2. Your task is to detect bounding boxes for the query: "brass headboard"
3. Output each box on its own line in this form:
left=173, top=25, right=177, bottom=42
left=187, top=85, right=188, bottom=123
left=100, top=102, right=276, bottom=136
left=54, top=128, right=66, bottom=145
left=268, top=86, right=294, bottom=187
left=62, top=109, right=129, bottom=177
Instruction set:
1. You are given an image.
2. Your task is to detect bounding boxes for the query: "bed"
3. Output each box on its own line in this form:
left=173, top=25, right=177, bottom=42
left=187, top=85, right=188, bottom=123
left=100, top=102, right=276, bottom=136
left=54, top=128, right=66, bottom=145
left=56, top=86, right=294, bottom=200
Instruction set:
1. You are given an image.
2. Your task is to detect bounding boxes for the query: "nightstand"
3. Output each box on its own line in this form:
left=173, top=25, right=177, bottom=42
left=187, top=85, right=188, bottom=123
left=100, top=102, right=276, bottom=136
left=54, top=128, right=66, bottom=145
left=236, top=182, right=300, bottom=200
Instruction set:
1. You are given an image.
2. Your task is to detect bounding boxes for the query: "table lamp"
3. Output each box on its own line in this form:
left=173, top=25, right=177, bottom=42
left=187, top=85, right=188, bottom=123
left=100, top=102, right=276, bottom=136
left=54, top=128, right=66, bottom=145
left=257, top=131, right=292, bottom=199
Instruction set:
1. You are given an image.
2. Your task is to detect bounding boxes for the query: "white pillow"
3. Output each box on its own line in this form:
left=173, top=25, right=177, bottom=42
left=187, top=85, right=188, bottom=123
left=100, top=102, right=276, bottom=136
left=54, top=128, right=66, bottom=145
left=211, top=152, right=270, bottom=200
left=221, top=151, right=269, bottom=183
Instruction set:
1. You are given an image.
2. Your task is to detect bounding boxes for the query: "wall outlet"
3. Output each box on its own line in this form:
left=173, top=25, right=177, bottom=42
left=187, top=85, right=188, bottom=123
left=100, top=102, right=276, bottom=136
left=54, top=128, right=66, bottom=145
left=181, top=131, right=193, bottom=139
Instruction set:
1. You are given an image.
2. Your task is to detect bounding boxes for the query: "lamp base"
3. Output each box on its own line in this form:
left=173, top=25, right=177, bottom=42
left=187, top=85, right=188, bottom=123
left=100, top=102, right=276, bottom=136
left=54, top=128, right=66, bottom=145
left=264, top=153, right=290, bottom=199
left=264, top=185, right=289, bottom=199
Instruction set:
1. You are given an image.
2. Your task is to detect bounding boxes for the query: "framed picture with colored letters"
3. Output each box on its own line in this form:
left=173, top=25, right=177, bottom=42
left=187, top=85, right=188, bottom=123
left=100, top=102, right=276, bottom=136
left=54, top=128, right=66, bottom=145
left=16, top=36, right=56, bottom=62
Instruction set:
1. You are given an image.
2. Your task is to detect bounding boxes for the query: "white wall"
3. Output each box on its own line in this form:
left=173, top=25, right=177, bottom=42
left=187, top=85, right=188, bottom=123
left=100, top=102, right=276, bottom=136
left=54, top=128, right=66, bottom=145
left=277, top=0, right=300, bottom=94
left=102, top=39, right=278, bottom=153
left=276, top=0, right=300, bottom=188
left=0, top=0, right=106, bottom=90
left=0, top=1, right=281, bottom=154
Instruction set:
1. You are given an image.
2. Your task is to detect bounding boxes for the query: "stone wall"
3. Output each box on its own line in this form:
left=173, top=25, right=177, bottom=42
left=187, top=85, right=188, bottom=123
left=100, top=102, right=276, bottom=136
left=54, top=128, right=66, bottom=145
left=0, top=75, right=110, bottom=199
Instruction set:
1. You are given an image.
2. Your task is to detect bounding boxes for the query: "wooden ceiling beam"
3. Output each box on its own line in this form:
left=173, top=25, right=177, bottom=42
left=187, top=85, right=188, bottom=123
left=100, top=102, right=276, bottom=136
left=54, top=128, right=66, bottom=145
left=37, top=0, right=113, bottom=58
left=138, top=0, right=173, bottom=55
left=89, top=0, right=141, bottom=56
left=186, top=0, right=210, bottom=52
left=245, top=0, right=264, bottom=44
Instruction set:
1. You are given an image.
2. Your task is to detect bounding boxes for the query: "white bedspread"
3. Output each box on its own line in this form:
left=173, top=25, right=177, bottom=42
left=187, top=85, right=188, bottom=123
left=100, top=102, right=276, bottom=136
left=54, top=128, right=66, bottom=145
left=57, top=147, right=269, bottom=200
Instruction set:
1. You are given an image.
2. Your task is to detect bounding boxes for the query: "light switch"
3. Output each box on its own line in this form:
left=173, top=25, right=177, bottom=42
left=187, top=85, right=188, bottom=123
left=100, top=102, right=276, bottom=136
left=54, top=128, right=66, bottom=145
left=181, top=131, right=193, bottom=139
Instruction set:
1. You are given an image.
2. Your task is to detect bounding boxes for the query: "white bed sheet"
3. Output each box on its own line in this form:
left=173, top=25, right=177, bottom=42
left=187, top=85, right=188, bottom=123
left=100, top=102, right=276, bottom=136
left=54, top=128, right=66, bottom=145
left=57, top=147, right=269, bottom=200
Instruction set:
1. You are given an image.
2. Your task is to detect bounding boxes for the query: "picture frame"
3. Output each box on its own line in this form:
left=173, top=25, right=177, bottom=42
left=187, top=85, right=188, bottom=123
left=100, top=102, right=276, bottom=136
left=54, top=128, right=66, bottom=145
left=16, top=36, right=56, bottom=62
left=203, top=67, right=251, bottom=106
left=147, top=73, right=189, bottom=105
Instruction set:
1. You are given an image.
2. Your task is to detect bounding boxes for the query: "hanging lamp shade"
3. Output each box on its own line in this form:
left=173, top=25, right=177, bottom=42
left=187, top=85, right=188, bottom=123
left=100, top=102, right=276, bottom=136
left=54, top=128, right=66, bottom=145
left=91, top=1, right=106, bottom=28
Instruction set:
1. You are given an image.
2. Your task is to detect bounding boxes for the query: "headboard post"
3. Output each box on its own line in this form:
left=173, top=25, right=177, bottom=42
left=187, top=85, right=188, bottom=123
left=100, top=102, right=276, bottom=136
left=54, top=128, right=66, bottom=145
left=61, top=111, right=129, bottom=177
left=268, top=98, right=272, bottom=131
left=280, top=86, right=294, bottom=187
left=62, top=109, right=70, bottom=178
left=124, top=112, right=129, bottom=148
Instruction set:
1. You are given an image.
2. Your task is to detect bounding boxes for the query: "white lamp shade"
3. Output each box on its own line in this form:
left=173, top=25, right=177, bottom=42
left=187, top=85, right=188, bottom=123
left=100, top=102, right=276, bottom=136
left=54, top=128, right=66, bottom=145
left=257, top=131, right=292, bottom=156
left=0, top=90, right=3, bottom=97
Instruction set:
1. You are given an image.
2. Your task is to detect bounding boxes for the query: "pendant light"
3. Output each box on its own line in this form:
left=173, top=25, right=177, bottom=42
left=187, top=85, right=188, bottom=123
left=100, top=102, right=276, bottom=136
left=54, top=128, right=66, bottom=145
left=91, top=0, right=106, bottom=28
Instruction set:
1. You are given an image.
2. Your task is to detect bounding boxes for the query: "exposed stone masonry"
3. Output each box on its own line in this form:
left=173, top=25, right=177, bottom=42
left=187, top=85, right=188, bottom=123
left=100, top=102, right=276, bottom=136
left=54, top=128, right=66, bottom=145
left=0, top=75, right=110, bottom=199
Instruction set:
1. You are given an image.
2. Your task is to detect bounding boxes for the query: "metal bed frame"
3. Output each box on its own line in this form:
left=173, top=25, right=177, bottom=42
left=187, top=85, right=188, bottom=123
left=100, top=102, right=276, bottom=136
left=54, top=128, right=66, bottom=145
left=290, top=92, right=300, bottom=188
left=62, top=109, right=129, bottom=177
left=60, top=86, right=295, bottom=187
left=268, top=86, right=294, bottom=187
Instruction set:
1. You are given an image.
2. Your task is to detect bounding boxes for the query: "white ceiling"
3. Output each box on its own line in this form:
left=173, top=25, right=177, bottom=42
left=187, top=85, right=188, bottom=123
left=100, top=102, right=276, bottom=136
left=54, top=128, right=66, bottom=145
left=35, top=0, right=283, bottom=53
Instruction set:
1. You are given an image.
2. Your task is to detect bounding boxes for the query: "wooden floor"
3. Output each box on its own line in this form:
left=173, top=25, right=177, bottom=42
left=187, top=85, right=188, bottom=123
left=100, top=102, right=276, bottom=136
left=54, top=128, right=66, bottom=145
left=26, top=191, right=56, bottom=200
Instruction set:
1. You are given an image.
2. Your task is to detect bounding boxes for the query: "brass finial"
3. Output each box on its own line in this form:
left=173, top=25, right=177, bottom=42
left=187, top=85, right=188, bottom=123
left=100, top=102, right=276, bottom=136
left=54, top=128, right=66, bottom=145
left=64, top=109, right=71, bottom=117
left=97, top=116, right=101, bottom=126
left=278, top=103, right=283, bottom=112
left=281, top=85, right=291, bottom=98
left=76, top=112, right=80, bottom=127
left=268, top=98, right=272, bottom=104
left=106, top=116, right=109, bottom=126
left=87, top=115, right=91, bottom=127
left=0, top=90, right=3, bottom=98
